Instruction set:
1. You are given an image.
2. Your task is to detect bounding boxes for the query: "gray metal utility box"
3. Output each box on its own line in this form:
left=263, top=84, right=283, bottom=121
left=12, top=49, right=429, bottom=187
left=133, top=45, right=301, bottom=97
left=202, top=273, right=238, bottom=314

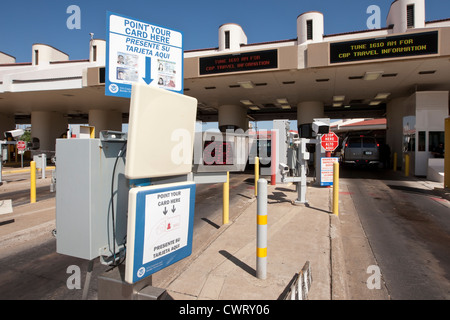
left=55, top=138, right=128, bottom=261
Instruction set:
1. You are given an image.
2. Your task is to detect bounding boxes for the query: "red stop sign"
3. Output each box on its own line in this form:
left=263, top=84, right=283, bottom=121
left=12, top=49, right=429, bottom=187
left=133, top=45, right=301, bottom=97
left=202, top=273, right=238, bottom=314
left=17, top=140, right=26, bottom=151
left=321, top=132, right=339, bottom=152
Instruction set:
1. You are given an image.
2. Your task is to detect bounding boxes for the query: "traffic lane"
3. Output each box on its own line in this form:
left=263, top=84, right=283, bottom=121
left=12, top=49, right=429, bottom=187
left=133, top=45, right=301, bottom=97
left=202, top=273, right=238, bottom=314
left=0, top=173, right=256, bottom=299
left=0, top=185, right=54, bottom=207
left=0, top=237, right=107, bottom=300
left=1, top=171, right=54, bottom=207
left=342, top=167, right=450, bottom=299
left=152, top=173, right=256, bottom=288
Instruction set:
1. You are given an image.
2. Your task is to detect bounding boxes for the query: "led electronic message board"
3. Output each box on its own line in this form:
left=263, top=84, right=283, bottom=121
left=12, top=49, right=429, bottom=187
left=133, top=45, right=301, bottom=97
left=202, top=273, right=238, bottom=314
left=330, top=31, right=438, bottom=64
left=203, top=141, right=234, bottom=166
left=199, top=49, right=278, bottom=75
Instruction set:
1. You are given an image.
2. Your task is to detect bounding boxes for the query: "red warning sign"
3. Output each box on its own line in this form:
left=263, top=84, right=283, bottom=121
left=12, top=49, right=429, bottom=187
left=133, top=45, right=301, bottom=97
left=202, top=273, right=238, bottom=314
left=320, top=132, right=339, bottom=152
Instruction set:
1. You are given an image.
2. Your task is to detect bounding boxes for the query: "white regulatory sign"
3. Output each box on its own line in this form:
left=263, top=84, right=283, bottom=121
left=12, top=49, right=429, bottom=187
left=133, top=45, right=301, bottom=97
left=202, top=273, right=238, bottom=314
left=106, top=12, right=184, bottom=98
left=143, top=187, right=191, bottom=264
left=320, top=157, right=339, bottom=187
left=125, top=181, right=196, bottom=284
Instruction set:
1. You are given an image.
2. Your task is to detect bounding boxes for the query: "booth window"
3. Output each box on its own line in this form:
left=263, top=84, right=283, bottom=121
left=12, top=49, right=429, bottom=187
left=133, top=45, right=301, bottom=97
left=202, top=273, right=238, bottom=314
left=418, top=131, right=426, bottom=151
left=306, top=20, right=313, bottom=40
left=348, top=137, right=361, bottom=148
left=225, top=31, right=230, bottom=49
left=407, top=4, right=415, bottom=28
left=429, top=131, right=444, bottom=157
left=92, top=45, right=97, bottom=62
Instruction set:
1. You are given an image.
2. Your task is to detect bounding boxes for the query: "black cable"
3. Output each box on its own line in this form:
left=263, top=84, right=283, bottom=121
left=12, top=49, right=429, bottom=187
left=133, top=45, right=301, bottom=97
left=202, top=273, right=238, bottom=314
left=110, top=141, right=127, bottom=267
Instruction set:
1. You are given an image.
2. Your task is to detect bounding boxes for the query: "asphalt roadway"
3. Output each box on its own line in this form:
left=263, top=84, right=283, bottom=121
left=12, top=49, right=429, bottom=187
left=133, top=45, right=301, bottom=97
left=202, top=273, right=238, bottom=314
left=339, top=166, right=450, bottom=299
left=1, top=165, right=450, bottom=301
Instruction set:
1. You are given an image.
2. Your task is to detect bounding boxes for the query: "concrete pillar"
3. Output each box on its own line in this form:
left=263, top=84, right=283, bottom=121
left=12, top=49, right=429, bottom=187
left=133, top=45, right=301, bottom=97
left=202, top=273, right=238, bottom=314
left=89, top=39, right=106, bottom=65
left=0, top=113, right=15, bottom=136
left=218, top=105, right=249, bottom=132
left=32, top=44, right=69, bottom=66
left=31, top=111, right=68, bottom=151
left=88, top=109, right=122, bottom=138
left=297, top=11, right=324, bottom=44
left=218, top=23, right=247, bottom=52
left=387, top=0, right=425, bottom=34
left=297, top=101, right=324, bottom=125
left=386, top=97, right=409, bottom=169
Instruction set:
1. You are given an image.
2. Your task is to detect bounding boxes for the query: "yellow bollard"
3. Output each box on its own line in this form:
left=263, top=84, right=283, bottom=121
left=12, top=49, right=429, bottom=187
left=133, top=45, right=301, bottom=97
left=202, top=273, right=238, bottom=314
left=223, top=171, right=229, bottom=225
left=255, top=157, right=259, bottom=197
left=30, top=161, right=36, bottom=203
left=405, top=154, right=410, bottom=177
left=333, top=161, right=339, bottom=216
left=393, top=152, right=397, bottom=171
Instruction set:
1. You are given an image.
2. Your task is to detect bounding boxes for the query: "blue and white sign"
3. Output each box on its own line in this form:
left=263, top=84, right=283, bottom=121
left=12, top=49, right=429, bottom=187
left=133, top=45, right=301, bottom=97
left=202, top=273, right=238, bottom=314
left=125, top=181, right=195, bottom=284
left=106, top=12, right=184, bottom=98
left=320, top=157, right=339, bottom=186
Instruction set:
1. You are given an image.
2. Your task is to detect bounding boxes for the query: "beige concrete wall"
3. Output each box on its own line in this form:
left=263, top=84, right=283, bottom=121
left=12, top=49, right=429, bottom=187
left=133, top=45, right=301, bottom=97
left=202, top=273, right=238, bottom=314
left=31, top=111, right=68, bottom=151
left=88, top=109, right=122, bottom=138
left=0, top=113, right=15, bottom=134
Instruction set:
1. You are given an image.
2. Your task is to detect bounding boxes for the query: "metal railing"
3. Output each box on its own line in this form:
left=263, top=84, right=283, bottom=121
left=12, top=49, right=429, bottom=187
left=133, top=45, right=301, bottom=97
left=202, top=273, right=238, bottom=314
left=283, top=261, right=313, bottom=300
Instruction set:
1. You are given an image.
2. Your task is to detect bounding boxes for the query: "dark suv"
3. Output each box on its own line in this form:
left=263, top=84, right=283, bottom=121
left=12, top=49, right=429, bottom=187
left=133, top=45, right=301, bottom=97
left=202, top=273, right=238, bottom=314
left=341, top=135, right=380, bottom=165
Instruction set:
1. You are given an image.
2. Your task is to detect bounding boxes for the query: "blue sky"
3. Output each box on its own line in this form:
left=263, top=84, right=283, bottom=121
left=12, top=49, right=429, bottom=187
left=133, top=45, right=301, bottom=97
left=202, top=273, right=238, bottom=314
left=1, top=0, right=449, bottom=63
left=3, top=1, right=450, bottom=130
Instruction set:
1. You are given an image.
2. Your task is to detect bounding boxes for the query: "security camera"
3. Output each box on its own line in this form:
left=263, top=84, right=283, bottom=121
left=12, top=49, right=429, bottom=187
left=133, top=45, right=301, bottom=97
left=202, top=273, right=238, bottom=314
left=289, top=132, right=300, bottom=145
left=312, top=119, right=330, bottom=135
left=4, top=129, right=24, bottom=139
left=279, top=163, right=290, bottom=174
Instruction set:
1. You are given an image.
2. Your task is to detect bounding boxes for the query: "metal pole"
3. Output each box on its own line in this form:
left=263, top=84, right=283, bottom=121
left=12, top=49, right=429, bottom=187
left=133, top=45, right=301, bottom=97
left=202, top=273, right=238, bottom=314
left=0, top=144, right=3, bottom=185
left=30, top=161, right=36, bottom=203
left=256, top=178, right=268, bottom=280
left=445, top=118, right=450, bottom=189
left=41, top=153, right=46, bottom=179
left=393, top=152, right=398, bottom=171
left=254, top=157, right=259, bottom=197
left=296, top=139, right=307, bottom=204
left=333, top=161, right=339, bottom=216
left=271, top=130, right=276, bottom=185
left=82, top=260, right=94, bottom=300
left=223, top=171, right=229, bottom=225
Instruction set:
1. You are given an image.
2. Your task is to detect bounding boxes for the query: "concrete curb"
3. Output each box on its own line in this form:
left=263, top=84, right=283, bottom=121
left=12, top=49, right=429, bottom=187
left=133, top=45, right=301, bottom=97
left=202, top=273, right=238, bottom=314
left=0, top=220, right=55, bottom=249
left=329, top=214, right=349, bottom=300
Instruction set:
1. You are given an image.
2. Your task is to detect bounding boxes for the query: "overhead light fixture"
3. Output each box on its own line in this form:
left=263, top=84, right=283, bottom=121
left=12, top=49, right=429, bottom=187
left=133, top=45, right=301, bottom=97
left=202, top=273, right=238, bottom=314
left=418, top=70, right=436, bottom=75
left=249, top=106, right=260, bottom=110
left=238, top=81, right=255, bottom=89
left=369, top=100, right=382, bottom=106
left=363, top=71, right=383, bottom=81
left=240, top=99, right=254, bottom=105
left=349, top=75, right=364, bottom=80
left=276, top=98, right=289, bottom=104
left=374, top=93, right=391, bottom=100
left=333, top=102, right=343, bottom=107
left=281, top=105, right=291, bottom=110
left=344, top=105, right=351, bottom=108
left=333, top=95, right=345, bottom=102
